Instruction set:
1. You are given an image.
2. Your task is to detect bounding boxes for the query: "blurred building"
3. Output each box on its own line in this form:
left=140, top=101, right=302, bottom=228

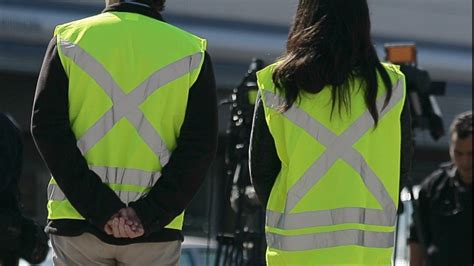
left=0, top=0, right=472, bottom=235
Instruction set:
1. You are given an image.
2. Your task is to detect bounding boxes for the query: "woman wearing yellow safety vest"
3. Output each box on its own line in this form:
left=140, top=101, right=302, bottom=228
left=249, top=0, right=413, bottom=265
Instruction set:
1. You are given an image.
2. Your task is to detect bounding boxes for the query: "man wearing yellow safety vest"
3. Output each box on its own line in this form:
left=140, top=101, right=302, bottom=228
left=31, top=0, right=218, bottom=264
left=250, top=0, right=413, bottom=265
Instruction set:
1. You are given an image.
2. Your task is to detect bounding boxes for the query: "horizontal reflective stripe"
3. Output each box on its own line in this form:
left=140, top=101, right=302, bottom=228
left=47, top=183, right=65, bottom=201
left=263, top=80, right=404, bottom=229
left=267, top=207, right=395, bottom=230
left=60, top=39, right=203, bottom=167
left=48, top=183, right=149, bottom=204
left=89, top=166, right=162, bottom=188
left=118, top=190, right=145, bottom=204
left=266, top=230, right=395, bottom=251
left=47, top=165, right=161, bottom=204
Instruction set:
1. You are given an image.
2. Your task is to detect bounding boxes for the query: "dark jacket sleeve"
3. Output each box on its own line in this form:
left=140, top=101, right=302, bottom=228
left=249, top=93, right=281, bottom=207
left=408, top=170, right=439, bottom=245
left=31, top=37, right=125, bottom=230
left=408, top=187, right=427, bottom=244
left=399, top=95, right=413, bottom=192
left=129, top=52, right=218, bottom=233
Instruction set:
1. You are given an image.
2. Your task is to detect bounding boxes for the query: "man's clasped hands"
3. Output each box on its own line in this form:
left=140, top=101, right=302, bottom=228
left=104, top=207, right=145, bottom=239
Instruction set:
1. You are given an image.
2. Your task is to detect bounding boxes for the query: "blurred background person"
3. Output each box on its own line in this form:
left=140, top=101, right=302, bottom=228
left=0, top=112, right=23, bottom=266
left=250, top=0, right=412, bottom=264
left=0, top=113, right=49, bottom=266
left=409, top=111, right=472, bottom=266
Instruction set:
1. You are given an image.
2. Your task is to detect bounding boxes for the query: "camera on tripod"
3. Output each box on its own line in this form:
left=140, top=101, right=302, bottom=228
left=216, top=58, right=266, bottom=266
left=384, top=43, right=446, bottom=140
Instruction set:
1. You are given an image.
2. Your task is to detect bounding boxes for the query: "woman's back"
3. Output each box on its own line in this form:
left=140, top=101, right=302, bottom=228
left=256, top=53, right=407, bottom=266
left=250, top=0, right=413, bottom=265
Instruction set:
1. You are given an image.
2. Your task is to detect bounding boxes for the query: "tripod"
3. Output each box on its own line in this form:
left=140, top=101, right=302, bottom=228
left=215, top=59, right=266, bottom=266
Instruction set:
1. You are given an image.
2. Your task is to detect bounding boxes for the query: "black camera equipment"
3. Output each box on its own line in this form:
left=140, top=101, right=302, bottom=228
left=384, top=43, right=446, bottom=141
left=401, top=64, right=446, bottom=140
left=18, top=217, right=50, bottom=264
left=385, top=43, right=447, bottom=261
left=0, top=213, right=49, bottom=265
left=0, top=113, right=50, bottom=265
left=215, top=58, right=266, bottom=266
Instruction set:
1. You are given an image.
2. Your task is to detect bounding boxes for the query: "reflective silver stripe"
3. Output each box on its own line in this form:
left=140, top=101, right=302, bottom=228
left=89, top=166, right=162, bottom=188
left=48, top=181, right=155, bottom=205
left=116, top=190, right=144, bottom=204
left=48, top=183, right=145, bottom=204
left=48, top=165, right=161, bottom=204
left=264, top=80, right=404, bottom=231
left=266, top=230, right=395, bottom=251
left=48, top=183, right=65, bottom=201
left=267, top=207, right=393, bottom=229
left=59, top=39, right=203, bottom=167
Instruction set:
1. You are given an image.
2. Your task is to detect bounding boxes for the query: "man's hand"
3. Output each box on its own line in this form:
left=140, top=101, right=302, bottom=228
left=104, top=207, right=145, bottom=239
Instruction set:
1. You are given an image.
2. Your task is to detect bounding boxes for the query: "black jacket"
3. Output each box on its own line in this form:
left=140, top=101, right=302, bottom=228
left=0, top=113, right=22, bottom=265
left=31, top=2, right=218, bottom=245
left=408, top=163, right=472, bottom=266
left=0, top=113, right=22, bottom=213
left=0, top=114, right=50, bottom=266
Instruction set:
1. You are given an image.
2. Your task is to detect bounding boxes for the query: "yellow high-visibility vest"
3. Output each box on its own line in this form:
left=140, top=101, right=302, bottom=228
left=48, top=11, right=206, bottom=231
left=257, top=63, right=406, bottom=265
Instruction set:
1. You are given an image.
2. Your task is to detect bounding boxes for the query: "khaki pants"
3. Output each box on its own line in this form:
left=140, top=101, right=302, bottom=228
left=50, top=233, right=181, bottom=266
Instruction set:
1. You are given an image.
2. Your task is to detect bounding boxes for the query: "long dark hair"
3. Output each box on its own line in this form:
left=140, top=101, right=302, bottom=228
left=153, top=0, right=166, bottom=11
left=273, top=0, right=392, bottom=125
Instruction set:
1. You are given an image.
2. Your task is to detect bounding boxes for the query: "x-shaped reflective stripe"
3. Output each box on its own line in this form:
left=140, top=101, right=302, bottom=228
left=60, top=39, right=203, bottom=167
left=264, top=80, right=404, bottom=230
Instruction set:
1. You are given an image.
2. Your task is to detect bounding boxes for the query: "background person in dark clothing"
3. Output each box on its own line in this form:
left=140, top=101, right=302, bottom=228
left=0, top=113, right=23, bottom=266
left=0, top=113, right=22, bottom=216
left=409, top=111, right=472, bottom=266
left=0, top=113, right=49, bottom=266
